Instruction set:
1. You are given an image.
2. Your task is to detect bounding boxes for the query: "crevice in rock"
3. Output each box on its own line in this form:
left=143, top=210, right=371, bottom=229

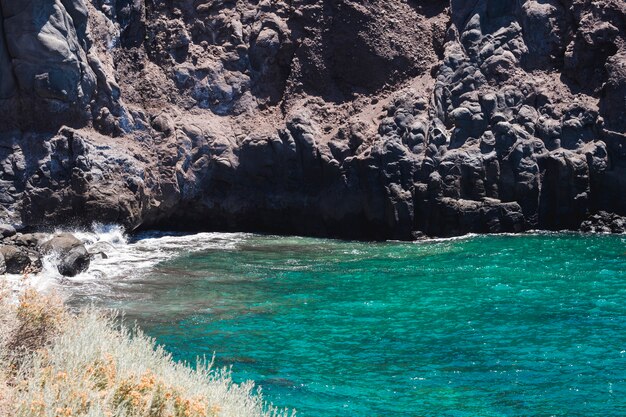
left=0, top=2, right=18, bottom=101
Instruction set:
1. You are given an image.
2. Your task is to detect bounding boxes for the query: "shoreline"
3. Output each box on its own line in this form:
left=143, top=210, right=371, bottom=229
left=2, top=224, right=625, bottom=292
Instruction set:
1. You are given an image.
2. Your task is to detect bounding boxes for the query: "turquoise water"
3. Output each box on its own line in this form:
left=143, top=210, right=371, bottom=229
left=73, top=233, right=626, bottom=416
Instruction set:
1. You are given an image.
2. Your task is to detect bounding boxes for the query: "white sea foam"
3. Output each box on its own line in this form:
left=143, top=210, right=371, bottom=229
left=7, top=224, right=251, bottom=297
left=412, top=229, right=596, bottom=245
left=11, top=227, right=614, bottom=298
left=414, top=233, right=481, bottom=244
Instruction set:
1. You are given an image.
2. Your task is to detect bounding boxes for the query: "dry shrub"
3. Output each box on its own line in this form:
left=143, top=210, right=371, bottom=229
left=0, top=369, right=11, bottom=417
left=7, top=288, right=67, bottom=367
left=0, top=281, right=16, bottom=351
left=0, top=282, right=15, bottom=417
left=0, top=287, right=293, bottom=417
left=1, top=284, right=66, bottom=417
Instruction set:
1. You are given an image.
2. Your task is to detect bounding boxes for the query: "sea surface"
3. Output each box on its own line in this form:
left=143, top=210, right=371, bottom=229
left=34, top=227, right=626, bottom=416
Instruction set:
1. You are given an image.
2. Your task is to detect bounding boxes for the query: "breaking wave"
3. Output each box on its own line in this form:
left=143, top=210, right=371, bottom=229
left=11, top=224, right=250, bottom=299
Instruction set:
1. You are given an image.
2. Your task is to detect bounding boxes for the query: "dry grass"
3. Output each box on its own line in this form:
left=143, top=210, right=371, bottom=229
left=1, top=287, right=70, bottom=417
left=0, top=285, right=294, bottom=417
left=0, top=283, right=16, bottom=416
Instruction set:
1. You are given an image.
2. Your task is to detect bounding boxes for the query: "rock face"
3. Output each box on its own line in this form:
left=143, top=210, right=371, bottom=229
left=0, top=0, right=100, bottom=130
left=0, top=0, right=625, bottom=239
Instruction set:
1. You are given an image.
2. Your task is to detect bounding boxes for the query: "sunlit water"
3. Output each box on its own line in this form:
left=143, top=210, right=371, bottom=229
left=50, top=230, right=626, bottom=416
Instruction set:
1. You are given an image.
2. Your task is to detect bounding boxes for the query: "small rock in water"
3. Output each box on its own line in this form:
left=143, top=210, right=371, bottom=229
left=88, top=250, right=109, bottom=259
left=411, top=231, right=430, bottom=241
left=39, top=233, right=91, bottom=277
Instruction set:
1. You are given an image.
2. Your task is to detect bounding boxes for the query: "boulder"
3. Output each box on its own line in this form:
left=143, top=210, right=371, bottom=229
left=418, top=198, right=527, bottom=237
left=0, top=224, right=16, bottom=238
left=11, top=233, right=48, bottom=248
left=39, top=233, right=90, bottom=277
left=0, top=245, right=33, bottom=274
left=580, top=212, right=626, bottom=234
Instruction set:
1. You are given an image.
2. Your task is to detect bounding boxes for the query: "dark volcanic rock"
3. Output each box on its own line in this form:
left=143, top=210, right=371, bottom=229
left=0, top=245, right=34, bottom=274
left=580, top=211, right=626, bottom=234
left=10, top=233, right=48, bottom=248
left=0, top=0, right=100, bottom=130
left=0, top=224, right=16, bottom=238
left=0, top=0, right=625, bottom=239
left=0, top=231, right=89, bottom=276
left=39, top=233, right=90, bottom=277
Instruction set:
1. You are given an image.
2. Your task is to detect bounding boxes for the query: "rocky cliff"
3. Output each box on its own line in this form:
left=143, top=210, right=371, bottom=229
left=0, top=0, right=625, bottom=240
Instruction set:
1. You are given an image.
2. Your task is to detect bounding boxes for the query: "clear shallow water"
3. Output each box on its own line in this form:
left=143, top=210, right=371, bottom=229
left=66, top=232, right=626, bottom=416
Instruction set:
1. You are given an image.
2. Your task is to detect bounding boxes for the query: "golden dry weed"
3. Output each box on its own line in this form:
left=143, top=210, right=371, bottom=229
left=0, top=284, right=294, bottom=417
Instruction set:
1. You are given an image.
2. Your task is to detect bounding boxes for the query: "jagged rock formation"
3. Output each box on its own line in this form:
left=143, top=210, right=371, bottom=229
left=580, top=211, right=626, bottom=233
left=0, top=0, right=625, bottom=240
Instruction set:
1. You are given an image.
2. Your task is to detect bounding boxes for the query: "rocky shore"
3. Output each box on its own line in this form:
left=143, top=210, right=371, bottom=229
left=0, top=225, right=90, bottom=277
left=1, top=0, right=625, bottom=240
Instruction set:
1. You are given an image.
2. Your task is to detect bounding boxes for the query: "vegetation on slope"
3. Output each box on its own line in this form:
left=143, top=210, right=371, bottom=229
left=0, top=286, right=292, bottom=417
